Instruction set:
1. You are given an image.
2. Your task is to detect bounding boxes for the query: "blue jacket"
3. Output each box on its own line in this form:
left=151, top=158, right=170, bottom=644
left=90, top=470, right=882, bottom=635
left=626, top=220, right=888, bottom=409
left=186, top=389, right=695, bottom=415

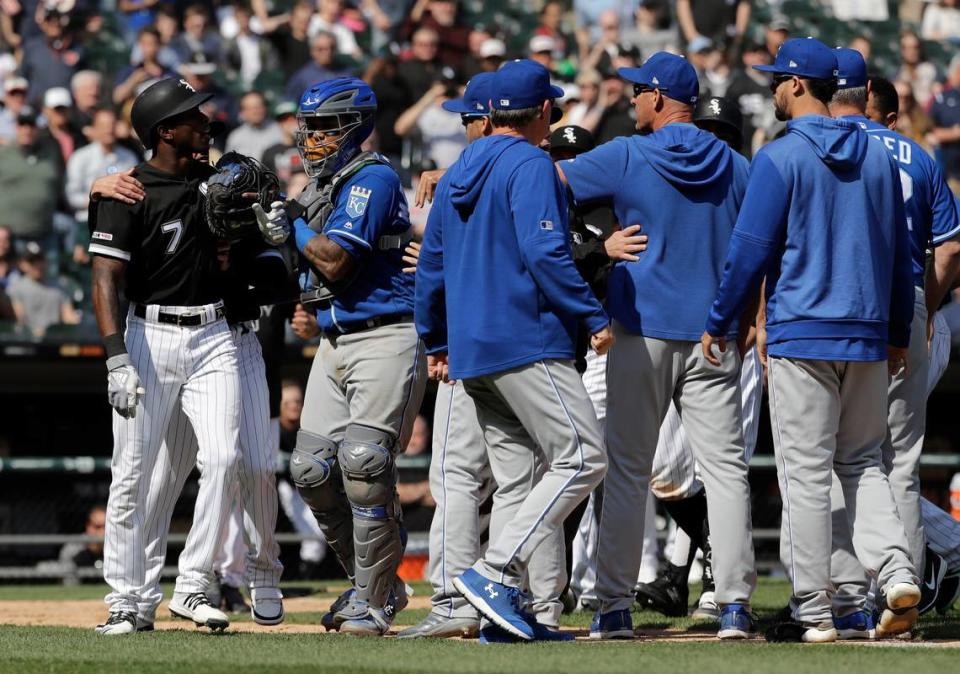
left=842, top=115, right=960, bottom=288
left=706, top=115, right=914, bottom=361
left=415, top=135, right=608, bottom=379
left=295, top=163, right=414, bottom=332
left=561, top=124, right=750, bottom=341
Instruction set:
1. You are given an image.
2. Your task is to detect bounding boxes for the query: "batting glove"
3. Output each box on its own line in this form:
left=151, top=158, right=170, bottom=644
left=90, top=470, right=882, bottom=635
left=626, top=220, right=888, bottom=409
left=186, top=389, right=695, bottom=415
left=253, top=201, right=291, bottom=246
left=106, top=354, right=145, bottom=419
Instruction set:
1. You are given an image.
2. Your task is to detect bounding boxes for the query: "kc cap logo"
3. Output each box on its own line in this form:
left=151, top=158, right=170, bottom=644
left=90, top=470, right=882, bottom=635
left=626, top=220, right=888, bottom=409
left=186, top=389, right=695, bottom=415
left=346, top=185, right=372, bottom=218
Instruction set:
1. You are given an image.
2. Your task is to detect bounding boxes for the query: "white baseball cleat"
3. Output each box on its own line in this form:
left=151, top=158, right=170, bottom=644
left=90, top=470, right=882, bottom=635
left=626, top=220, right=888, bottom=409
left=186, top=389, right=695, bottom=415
left=691, top=590, right=720, bottom=620
left=169, top=592, right=230, bottom=631
left=95, top=611, right=137, bottom=636
left=876, top=582, right=920, bottom=638
left=251, top=587, right=285, bottom=626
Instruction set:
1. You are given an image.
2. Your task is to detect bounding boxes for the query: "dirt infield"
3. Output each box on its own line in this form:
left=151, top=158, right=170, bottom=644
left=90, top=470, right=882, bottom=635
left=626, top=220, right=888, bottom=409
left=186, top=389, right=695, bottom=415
left=2, top=596, right=960, bottom=646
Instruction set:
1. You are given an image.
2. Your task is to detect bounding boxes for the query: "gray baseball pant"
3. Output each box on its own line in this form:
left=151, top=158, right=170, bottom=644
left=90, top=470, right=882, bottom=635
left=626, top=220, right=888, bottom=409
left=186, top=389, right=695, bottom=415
left=463, top=359, right=606, bottom=590
left=829, top=290, right=929, bottom=613
left=768, top=356, right=916, bottom=625
left=595, top=324, right=756, bottom=612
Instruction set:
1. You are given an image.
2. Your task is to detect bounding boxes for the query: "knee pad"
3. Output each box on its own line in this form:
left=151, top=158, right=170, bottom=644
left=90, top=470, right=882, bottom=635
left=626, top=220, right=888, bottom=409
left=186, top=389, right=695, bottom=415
left=338, top=424, right=398, bottom=514
left=291, top=430, right=342, bottom=512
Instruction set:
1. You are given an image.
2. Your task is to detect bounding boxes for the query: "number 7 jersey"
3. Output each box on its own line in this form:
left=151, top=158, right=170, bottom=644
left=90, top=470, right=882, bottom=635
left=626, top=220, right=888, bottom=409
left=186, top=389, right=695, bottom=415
left=89, top=160, right=224, bottom=306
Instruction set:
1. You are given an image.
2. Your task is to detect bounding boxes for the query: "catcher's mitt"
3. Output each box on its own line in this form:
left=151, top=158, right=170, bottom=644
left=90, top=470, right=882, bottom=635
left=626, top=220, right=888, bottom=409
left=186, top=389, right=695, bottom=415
left=204, top=152, right=281, bottom=241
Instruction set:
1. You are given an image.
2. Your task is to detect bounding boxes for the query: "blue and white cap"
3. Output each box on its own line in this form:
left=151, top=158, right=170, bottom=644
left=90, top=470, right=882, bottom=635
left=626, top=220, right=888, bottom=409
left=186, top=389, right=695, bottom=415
left=754, top=37, right=838, bottom=80
left=834, top=47, right=867, bottom=89
left=442, top=72, right=494, bottom=116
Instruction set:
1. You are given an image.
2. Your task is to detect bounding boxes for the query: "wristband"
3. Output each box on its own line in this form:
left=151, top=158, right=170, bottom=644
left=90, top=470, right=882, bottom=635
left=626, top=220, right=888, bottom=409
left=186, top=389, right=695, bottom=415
left=103, top=333, right=127, bottom=359
left=294, top=217, right=318, bottom=252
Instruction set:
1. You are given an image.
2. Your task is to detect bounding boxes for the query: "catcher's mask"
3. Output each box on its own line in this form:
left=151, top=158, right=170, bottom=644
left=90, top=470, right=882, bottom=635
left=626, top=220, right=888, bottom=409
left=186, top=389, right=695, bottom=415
left=205, top=152, right=281, bottom=242
left=295, top=77, right=376, bottom=179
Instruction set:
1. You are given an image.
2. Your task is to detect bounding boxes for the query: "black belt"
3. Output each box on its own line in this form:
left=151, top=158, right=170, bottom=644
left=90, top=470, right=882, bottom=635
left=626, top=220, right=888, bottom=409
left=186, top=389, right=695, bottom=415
left=134, top=304, right=225, bottom=327
left=325, top=313, right=413, bottom=336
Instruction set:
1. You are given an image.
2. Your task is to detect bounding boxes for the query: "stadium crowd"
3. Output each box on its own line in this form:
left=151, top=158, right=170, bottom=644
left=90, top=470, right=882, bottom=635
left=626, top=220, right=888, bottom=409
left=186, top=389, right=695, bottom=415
left=0, top=0, right=958, bottom=340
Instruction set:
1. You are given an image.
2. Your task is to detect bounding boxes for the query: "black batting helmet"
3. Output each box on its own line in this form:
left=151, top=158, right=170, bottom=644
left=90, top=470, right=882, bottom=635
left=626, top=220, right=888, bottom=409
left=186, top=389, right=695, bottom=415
left=130, top=77, right=212, bottom=148
left=693, top=96, right=744, bottom=152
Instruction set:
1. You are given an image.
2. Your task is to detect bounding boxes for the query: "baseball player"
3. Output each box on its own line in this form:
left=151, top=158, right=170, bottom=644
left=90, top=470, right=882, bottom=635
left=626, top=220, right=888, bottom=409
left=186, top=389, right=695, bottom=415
left=416, top=59, right=611, bottom=643
left=557, top=53, right=756, bottom=640
left=704, top=38, right=920, bottom=643
left=825, top=51, right=960, bottom=637
left=89, top=78, right=241, bottom=635
left=399, top=73, right=571, bottom=639
left=286, top=77, right=426, bottom=636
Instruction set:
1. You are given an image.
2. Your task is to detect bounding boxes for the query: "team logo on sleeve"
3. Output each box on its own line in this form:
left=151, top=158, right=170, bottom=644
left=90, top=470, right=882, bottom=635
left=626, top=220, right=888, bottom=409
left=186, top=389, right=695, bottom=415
left=346, top=185, right=372, bottom=218
left=540, top=220, right=554, bottom=231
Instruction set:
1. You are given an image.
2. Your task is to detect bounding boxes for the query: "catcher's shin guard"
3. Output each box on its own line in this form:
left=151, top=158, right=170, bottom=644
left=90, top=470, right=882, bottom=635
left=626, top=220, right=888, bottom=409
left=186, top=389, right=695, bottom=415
left=290, top=429, right=355, bottom=579
left=338, top=425, right=403, bottom=609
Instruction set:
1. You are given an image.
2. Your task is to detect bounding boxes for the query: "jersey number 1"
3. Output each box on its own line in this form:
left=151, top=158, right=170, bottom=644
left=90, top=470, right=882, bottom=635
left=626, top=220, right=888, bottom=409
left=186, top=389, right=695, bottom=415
left=161, top=220, right=183, bottom=254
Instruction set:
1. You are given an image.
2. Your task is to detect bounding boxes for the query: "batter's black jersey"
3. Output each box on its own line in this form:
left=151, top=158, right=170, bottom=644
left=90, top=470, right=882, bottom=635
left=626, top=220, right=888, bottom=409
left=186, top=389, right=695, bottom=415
left=88, top=161, right=222, bottom=307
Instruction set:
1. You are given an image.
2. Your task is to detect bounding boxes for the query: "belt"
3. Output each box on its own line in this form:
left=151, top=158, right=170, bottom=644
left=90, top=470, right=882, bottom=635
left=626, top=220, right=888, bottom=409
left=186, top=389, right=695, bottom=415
left=325, top=313, right=413, bottom=336
left=134, top=303, right=225, bottom=327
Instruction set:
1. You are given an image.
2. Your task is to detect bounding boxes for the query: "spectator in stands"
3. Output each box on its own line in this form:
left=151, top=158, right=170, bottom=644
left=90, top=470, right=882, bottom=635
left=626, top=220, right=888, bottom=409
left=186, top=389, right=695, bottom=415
left=286, top=31, right=351, bottom=103
left=117, top=0, right=162, bottom=43
left=57, top=505, right=106, bottom=584
left=459, top=28, right=493, bottom=77
left=171, top=4, right=222, bottom=65
left=581, top=9, right=623, bottom=72
left=279, top=379, right=304, bottom=452
left=676, top=0, right=749, bottom=51
left=921, top=0, right=960, bottom=42
left=0, top=76, right=29, bottom=144
left=7, top=242, right=80, bottom=337
left=263, top=101, right=304, bottom=191
left=565, top=69, right=601, bottom=127
left=895, top=29, right=942, bottom=108
left=893, top=79, right=936, bottom=150
left=764, top=17, right=790, bottom=60
left=18, top=2, right=85, bottom=105
left=849, top=35, right=872, bottom=62
left=80, top=8, right=130, bottom=80
left=534, top=0, right=576, bottom=60
left=402, top=0, right=471, bottom=67
left=366, top=55, right=411, bottom=162
left=725, top=40, right=775, bottom=157
left=476, top=37, right=507, bottom=73
left=581, top=67, right=637, bottom=144
left=397, top=414, right=435, bottom=526
left=394, top=72, right=467, bottom=170
left=150, top=4, right=182, bottom=68
left=574, top=0, right=635, bottom=45
left=931, top=54, right=960, bottom=191
left=0, top=225, right=18, bottom=289
left=226, top=91, right=284, bottom=162
left=688, top=36, right=731, bottom=96
left=399, top=27, right=444, bottom=101
left=0, top=107, right=60, bottom=247
left=113, top=27, right=177, bottom=106
left=65, top=108, right=138, bottom=231
left=309, top=0, right=362, bottom=60
left=181, top=51, right=239, bottom=127
left=39, top=86, right=78, bottom=167
left=623, top=0, right=677, bottom=57
left=529, top=35, right=559, bottom=78
left=69, top=70, right=102, bottom=131
left=223, top=3, right=280, bottom=92
left=268, top=0, right=313, bottom=81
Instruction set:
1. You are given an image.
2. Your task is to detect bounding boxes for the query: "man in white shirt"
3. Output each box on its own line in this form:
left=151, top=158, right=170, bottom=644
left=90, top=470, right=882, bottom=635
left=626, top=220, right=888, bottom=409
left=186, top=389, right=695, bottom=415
left=65, top=108, right=139, bottom=226
left=225, top=91, right=284, bottom=161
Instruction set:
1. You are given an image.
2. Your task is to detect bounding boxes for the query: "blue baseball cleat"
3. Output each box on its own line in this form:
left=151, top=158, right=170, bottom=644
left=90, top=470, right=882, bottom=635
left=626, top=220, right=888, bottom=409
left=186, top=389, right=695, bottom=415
left=717, top=603, right=752, bottom=639
left=453, top=569, right=535, bottom=640
left=589, top=608, right=634, bottom=640
left=530, top=621, right=575, bottom=641
left=833, top=610, right=876, bottom=640
left=479, top=623, right=519, bottom=644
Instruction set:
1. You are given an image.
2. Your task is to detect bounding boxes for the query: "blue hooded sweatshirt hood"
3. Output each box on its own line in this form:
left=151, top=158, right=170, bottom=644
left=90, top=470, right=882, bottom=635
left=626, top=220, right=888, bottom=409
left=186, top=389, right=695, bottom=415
left=640, top=124, right=733, bottom=188
left=786, top=115, right=868, bottom=170
left=449, top=135, right=527, bottom=211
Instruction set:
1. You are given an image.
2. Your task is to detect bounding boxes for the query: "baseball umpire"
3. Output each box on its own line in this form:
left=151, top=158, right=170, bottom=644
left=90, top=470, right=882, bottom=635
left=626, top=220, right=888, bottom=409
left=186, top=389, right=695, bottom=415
left=704, top=38, right=920, bottom=642
left=286, top=76, right=426, bottom=636
left=89, top=77, right=241, bottom=635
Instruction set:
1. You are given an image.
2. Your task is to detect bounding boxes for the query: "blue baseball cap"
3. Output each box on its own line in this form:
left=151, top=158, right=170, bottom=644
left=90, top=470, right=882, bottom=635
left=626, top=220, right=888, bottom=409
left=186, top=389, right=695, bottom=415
left=754, top=37, right=838, bottom=80
left=834, top=47, right=867, bottom=89
left=491, top=59, right=564, bottom=112
left=618, top=52, right=699, bottom=104
left=442, top=72, right=494, bottom=116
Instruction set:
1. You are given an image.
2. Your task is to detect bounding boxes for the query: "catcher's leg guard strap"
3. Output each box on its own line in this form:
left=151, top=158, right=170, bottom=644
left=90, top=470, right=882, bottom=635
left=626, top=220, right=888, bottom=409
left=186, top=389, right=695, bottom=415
left=338, top=424, right=403, bottom=607
left=291, top=429, right=355, bottom=579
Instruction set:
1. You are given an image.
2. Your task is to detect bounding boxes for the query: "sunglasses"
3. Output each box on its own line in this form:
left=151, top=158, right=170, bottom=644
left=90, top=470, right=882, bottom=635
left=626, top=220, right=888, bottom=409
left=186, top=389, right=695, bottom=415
left=460, top=114, right=486, bottom=127
left=770, top=74, right=794, bottom=93
left=632, top=84, right=654, bottom=96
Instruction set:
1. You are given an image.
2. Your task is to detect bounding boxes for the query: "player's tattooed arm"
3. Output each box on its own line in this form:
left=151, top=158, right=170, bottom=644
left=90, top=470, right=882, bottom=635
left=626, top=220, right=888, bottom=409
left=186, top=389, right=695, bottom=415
left=300, top=235, right=356, bottom=281
left=91, top=256, right=127, bottom=342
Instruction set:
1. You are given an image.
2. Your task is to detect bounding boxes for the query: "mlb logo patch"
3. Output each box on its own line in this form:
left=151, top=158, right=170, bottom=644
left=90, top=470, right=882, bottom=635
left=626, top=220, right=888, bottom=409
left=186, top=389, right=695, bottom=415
left=346, top=185, right=372, bottom=218
left=540, top=220, right=554, bottom=231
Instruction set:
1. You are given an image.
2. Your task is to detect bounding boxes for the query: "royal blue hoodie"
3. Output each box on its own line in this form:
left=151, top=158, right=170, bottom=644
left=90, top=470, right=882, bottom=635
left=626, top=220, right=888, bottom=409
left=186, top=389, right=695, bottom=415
left=415, top=135, right=609, bottom=379
left=561, top=124, right=750, bottom=340
left=706, top=115, right=914, bottom=360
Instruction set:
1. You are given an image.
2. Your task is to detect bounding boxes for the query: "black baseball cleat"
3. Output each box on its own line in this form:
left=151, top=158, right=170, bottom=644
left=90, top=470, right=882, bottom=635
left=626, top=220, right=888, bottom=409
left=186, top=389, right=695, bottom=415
left=635, top=563, right=689, bottom=617
left=918, top=547, right=947, bottom=615
left=765, top=620, right=836, bottom=643
left=220, top=583, right=250, bottom=614
left=937, top=570, right=960, bottom=614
